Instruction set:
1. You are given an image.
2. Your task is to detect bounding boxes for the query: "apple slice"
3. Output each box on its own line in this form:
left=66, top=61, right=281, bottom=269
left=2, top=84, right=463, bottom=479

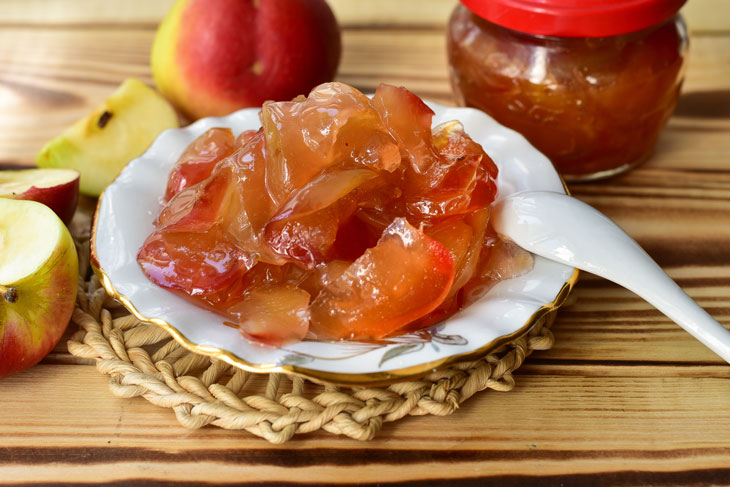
left=0, top=198, right=79, bottom=379
left=36, top=78, right=179, bottom=196
left=0, top=168, right=80, bottom=225
left=309, top=218, right=454, bottom=340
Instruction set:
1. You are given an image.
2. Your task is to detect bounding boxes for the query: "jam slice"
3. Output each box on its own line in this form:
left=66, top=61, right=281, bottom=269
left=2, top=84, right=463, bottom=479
left=155, top=163, right=239, bottom=233
left=164, top=127, right=237, bottom=202
left=235, top=129, right=258, bottom=147
left=138, top=226, right=250, bottom=308
left=139, top=137, right=277, bottom=302
left=228, top=284, right=311, bottom=347
left=405, top=121, right=498, bottom=220
left=264, top=168, right=377, bottom=267
left=264, top=202, right=351, bottom=267
left=426, top=215, right=475, bottom=291
left=371, top=83, right=441, bottom=177
left=220, top=131, right=283, bottom=265
left=260, top=82, right=400, bottom=206
left=140, top=164, right=257, bottom=306
left=309, top=218, right=455, bottom=340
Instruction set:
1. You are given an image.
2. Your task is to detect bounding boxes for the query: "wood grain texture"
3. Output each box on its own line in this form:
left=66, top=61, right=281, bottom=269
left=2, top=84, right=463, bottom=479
left=0, top=1, right=729, bottom=485
left=2, top=366, right=730, bottom=485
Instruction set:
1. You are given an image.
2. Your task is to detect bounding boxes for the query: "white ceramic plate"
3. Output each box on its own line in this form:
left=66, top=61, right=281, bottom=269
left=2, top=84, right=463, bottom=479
left=91, top=101, right=577, bottom=385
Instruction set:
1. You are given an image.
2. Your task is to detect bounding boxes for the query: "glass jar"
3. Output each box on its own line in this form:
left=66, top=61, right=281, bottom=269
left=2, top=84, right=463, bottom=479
left=447, top=0, right=688, bottom=181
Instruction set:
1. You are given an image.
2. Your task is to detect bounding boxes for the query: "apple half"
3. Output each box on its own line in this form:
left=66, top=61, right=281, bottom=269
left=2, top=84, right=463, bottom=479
left=0, top=168, right=80, bottom=225
left=0, top=198, right=79, bottom=379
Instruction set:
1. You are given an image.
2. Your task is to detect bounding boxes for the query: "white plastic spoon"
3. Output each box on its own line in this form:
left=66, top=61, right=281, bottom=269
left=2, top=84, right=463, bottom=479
left=491, top=190, right=730, bottom=363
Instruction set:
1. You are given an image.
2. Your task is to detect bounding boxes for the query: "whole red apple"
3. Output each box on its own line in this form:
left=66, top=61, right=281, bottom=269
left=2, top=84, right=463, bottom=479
left=0, top=198, right=78, bottom=379
left=151, top=0, right=341, bottom=120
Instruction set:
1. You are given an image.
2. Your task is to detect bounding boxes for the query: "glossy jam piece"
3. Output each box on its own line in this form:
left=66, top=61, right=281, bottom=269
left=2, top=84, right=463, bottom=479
left=309, top=218, right=455, bottom=341
left=220, top=131, right=283, bottom=265
left=228, top=284, right=310, bottom=347
left=407, top=121, right=497, bottom=220
left=156, top=163, right=239, bottom=233
left=260, top=82, right=400, bottom=206
left=272, top=168, right=378, bottom=223
left=264, top=200, right=353, bottom=267
left=461, top=228, right=534, bottom=306
left=427, top=207, right=490, bottom=298
left=264, top=168, right=377, bottom=267
left=164, top=128, right=237, bottom=201
left=138, top=226, right=250, bottom=308
left=140, top=140, right=277, bottom=302
left=235, top=129, right=258, bottom=147
left=447, top=5, right=687, bottom=180
left=298, top=259, right=351, bottom=298
left=237, top=262, right=311, bottom=290
left=371, top=84, right=442, bottom=177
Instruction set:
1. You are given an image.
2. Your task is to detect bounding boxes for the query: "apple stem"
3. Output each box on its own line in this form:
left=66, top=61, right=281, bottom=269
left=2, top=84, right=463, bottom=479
left=0, top=284, right=18, bottom=303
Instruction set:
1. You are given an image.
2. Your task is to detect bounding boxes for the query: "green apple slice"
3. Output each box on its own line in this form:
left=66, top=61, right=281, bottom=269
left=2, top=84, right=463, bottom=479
left=0, top=198, right=79, bottom=379
left=36, top=77, right=179, bottom=196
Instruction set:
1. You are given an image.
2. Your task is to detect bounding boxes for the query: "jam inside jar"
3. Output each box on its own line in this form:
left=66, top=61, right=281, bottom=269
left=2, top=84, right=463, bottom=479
left=447, top=1, right=688, bottom=181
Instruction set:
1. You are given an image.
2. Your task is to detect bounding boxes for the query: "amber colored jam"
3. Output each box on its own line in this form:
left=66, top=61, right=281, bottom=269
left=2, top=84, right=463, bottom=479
left=447, top=5, right=687, bottom=181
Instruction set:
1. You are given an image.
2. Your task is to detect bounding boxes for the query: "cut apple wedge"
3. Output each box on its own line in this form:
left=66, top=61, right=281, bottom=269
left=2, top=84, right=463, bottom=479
left=0, top=198, right=79, bottom=379
left=0, top=168, right=80, bottom=225
left=36, top=78, right=179, bottom=196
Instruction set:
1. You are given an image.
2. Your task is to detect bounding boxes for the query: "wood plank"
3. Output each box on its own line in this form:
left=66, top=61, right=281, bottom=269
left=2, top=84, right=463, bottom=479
left=1, top=365, right=730, bottom=484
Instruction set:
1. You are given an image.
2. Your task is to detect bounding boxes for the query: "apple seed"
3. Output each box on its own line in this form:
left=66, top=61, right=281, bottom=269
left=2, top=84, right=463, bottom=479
left=97, top=110, right=113, bottom=128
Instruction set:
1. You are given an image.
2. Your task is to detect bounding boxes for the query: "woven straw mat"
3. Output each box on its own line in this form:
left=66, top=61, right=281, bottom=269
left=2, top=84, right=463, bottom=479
left=67, top=206, right=560, bottom=444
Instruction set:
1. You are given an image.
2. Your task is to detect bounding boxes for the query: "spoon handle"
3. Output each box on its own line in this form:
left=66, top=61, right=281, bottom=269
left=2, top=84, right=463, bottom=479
left=492, top=191, right=730, bottom=363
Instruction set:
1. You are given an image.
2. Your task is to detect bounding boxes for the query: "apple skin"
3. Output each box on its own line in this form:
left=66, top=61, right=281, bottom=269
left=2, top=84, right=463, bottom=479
left=151, top=0, right=341, bottom=120
left=0, top=199, right=79, bottom=379
left=0, top=169, right=80, bottom=225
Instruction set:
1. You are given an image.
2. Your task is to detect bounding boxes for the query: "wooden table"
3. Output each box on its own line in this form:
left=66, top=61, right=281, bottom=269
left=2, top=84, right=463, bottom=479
left=1, top=1, right=729, bottom=485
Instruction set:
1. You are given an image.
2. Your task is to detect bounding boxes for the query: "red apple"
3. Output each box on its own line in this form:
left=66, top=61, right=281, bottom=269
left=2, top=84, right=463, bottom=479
left=0, top=168, right=80, bottom=225
left=151, top=0, right=341, bottom=120
left=0, top=198, right=79, bottom=379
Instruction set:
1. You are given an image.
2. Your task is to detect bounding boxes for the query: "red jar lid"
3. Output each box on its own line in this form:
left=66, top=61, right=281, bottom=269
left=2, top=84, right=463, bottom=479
left=460, top=0, right=687, bottom=37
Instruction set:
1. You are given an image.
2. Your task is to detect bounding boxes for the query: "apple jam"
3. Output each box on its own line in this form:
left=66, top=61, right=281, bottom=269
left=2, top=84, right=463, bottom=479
left=447, top=3, right=688, bottom=181
left=137, top=82, right=533, bottom=346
